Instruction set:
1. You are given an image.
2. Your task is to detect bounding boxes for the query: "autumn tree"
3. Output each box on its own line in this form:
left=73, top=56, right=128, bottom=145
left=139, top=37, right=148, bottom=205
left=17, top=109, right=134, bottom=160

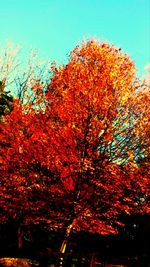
left=43, top=39, right=149, bottom=252
left=0, top=43, right=49, bottom=249
left=0, top=39, right=149, bottom=257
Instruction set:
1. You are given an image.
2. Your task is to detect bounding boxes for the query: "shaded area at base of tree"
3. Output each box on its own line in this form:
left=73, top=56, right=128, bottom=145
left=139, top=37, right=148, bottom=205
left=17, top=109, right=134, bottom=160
left=0, top=214, right=149, bottom=266
left=0, top=255, right=149, bottom=267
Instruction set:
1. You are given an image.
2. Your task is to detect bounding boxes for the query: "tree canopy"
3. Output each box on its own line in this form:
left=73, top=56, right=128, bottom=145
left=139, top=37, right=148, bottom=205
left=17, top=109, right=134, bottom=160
left=0, top=40, right=149, bottom=252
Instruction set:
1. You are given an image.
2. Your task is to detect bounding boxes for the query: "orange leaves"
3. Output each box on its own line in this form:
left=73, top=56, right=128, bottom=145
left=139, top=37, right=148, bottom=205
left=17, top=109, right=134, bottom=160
left=0, top=258, right=34, bottom=267
left=1, top=39, right=150, bottom=236
left=46, top=40, right=137, bottom=149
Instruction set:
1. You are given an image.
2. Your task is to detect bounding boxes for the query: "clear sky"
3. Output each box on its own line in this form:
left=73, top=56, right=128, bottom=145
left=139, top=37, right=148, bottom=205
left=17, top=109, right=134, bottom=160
left=0, top=0, right=150, bottom=76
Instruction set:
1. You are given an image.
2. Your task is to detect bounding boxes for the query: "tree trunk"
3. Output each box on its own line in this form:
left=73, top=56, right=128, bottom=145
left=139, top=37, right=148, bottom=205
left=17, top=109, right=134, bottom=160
left=18, top=225, right=23, bottom=251
left=59, top=223, right=73, bottom=267
left=90, top=254, right=95, bottom=267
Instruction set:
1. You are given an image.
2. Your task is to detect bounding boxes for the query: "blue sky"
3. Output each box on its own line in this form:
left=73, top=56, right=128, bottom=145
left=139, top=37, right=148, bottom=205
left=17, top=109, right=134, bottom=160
left=0, top=0, right=150, bottom=76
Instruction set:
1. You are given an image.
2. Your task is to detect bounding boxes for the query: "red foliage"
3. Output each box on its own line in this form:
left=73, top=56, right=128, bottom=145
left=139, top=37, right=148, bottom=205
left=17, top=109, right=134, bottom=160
left=0, top=40, right=149, bottom=234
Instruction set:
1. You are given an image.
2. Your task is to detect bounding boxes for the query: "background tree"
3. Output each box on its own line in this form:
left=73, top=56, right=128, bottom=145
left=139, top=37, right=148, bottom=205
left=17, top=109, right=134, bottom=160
left=0, top=81, right=13, bottom=118
left=0, top=43, right=50, bottom=111
left=0, top=39, right=149, bottom=257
